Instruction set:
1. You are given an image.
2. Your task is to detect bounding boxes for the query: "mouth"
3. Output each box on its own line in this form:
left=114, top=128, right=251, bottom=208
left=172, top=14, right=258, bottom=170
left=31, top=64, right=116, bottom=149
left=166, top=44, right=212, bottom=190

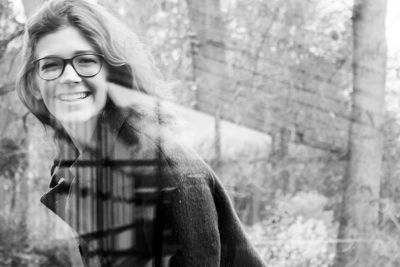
left=56, top=92, right=91, bottom=102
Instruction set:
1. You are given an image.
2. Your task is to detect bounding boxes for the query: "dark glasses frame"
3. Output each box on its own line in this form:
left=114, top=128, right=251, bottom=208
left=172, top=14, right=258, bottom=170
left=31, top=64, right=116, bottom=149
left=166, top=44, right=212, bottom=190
left=32, top=53, right=105, bottom=81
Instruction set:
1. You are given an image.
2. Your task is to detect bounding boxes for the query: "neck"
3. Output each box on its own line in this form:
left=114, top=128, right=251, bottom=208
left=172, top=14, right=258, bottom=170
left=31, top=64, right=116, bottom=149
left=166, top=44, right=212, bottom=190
left=61, top=115, right=100, bottom=152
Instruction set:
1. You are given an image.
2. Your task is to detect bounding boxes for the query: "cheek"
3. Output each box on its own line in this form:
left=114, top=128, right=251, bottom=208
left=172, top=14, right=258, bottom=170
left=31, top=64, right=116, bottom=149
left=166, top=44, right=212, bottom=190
left=87, top=72, right=108, bottom=97
left=39, top=82, right=56, bottom=102
left=36, top=82, right=60, bottom=114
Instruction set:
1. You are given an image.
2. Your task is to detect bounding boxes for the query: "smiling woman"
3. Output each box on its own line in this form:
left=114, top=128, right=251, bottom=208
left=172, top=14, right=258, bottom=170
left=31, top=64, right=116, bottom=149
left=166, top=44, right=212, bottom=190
left=15, top=0, right=266, bottom=266
left=32, top=27, right=108, bottom=124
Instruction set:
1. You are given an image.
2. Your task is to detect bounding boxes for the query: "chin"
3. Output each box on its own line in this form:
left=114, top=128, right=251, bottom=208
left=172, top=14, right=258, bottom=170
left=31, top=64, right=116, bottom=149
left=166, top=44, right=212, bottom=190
left=54, top=108, right=101, bottom=123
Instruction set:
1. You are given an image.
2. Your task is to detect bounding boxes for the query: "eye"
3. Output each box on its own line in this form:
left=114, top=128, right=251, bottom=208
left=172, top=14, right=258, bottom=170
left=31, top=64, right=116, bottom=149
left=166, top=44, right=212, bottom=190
left=42, top=62, right=59, bottom=70
left=39, top=59, right=62, bottom=72
left=79, top=58, right=96, bottom=64
left=75, top=55, right=99, bottom=65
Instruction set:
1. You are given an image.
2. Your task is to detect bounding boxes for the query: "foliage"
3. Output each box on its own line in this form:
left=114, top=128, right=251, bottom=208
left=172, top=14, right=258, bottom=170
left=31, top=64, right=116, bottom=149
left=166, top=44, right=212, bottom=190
left=0, top=214, right=72, bottom=267
left=245, top=191, right=338, bottom=267
left=101, top=0, right=195, bottom=105
left=371, top=223, right=400, bottom=266
left=246, top=191, right=400, bottom=267
left=0, top=138, right=26, bottom=179
left=0, top=0, right=23, bottom=59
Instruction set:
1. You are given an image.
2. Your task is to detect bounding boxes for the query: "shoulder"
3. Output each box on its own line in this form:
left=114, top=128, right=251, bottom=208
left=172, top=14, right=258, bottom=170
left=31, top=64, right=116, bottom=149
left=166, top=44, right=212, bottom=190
left=106, top=85, right=216, bottom=187
left=162, top=137, right=216, bottom=188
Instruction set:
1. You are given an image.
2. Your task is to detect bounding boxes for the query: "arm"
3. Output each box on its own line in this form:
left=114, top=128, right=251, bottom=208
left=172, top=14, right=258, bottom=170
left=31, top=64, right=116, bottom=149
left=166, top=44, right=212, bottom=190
left=211, top=173, right=266, bottom=267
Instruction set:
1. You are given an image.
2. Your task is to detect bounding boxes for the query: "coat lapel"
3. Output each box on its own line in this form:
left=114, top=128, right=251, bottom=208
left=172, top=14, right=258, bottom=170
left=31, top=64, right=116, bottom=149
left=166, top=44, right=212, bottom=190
left=40, top=178, right=71, bottom=221
left=40, top=100, right=130, bottom=223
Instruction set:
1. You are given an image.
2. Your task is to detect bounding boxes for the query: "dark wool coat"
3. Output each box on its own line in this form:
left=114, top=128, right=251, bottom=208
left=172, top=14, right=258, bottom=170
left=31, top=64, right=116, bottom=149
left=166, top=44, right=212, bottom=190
left=40, top=100, right=265, bottom=267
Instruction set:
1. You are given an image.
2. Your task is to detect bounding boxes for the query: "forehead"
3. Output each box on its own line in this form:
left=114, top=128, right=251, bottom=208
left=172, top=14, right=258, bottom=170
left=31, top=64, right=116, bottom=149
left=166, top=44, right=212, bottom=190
left=35, top=26, right=96, bottom=59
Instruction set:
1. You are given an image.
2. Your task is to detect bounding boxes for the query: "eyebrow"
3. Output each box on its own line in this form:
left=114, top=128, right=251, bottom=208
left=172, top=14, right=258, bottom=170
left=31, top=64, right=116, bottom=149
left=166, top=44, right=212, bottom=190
left=73, top=50, right=97, bottom=55
left=35, top=50, right=98, bottom=60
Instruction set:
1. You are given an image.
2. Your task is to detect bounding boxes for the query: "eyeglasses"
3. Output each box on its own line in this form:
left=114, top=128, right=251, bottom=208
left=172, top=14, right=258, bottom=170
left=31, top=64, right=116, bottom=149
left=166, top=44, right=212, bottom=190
left=33, top=53, right=104, bottom=81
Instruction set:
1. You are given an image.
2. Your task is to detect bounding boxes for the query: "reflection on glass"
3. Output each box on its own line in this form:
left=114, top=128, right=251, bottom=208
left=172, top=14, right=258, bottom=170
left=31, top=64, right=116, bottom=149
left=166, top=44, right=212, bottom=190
left=14, top=0, right=266, bottom=266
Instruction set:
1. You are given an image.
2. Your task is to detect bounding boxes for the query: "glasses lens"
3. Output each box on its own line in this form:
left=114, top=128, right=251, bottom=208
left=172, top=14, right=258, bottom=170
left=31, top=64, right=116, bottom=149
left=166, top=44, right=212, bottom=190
left=73, top=54, right=102, bottom=77
left=37, top=58, right=64, bottom=80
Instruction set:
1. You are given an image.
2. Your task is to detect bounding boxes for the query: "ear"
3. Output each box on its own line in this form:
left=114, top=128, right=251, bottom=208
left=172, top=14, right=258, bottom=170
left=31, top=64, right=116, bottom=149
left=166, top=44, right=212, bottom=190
left=31, top=87, right=43, bottom=100
left=31, top=79, right=43, bottom=100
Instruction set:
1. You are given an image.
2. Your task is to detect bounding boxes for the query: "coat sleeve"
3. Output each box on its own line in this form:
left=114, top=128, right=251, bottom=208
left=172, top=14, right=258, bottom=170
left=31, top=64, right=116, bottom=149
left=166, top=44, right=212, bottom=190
left=162, top=173, right=222, bottom=267
left=133, top=118, right=265, bottom=266
left=210, top=173, right=266, bottom=267
left=155, top=133, right=266, bottom=266
left=163, top=169, right=265, bottom=267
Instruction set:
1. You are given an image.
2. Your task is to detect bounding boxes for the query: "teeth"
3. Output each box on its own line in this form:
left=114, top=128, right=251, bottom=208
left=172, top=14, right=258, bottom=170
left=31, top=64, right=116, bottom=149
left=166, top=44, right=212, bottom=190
left=58, top=92, right=90, bottom=101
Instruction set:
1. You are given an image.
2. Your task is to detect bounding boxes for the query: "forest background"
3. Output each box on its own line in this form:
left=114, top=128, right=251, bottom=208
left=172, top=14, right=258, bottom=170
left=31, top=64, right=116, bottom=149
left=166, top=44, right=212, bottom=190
left=0, top=0, right=399, bottom=266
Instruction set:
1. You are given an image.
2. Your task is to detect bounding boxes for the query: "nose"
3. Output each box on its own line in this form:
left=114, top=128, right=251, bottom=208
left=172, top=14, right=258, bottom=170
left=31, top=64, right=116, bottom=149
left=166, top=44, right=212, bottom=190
left=59, top=63, right=82, bottom=83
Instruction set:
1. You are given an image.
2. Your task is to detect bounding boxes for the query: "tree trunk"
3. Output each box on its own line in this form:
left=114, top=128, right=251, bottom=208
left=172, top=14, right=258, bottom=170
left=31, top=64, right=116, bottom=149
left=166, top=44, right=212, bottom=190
left=185, top=0, right=226, bottom=111
left=213, top=106, right=221, bottom=172
left=335, top=0, right=387, bottom=266
left=10, top=177, right=17, bottom=212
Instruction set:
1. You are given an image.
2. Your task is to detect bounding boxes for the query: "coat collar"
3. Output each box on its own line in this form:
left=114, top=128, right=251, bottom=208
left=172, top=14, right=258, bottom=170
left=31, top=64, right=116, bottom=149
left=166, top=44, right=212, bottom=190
left=40, top=99, right=130, bottom=219
left=40, top=96, right=172, bottom=221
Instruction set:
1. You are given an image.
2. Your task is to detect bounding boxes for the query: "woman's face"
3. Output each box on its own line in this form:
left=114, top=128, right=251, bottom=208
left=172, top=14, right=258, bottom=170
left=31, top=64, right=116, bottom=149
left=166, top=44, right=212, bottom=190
left=34, top=26, right=108, bottom=123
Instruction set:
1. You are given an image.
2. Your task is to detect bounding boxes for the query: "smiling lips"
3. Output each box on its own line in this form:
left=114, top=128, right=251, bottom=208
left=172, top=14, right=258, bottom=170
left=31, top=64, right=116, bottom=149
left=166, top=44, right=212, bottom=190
left=57, top=92, right=91, bottom=102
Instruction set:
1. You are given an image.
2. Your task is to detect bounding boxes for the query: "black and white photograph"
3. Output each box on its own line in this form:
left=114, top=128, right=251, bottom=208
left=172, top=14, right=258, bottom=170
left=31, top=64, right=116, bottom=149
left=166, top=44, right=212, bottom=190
left=0, top=0, right=398, bottom=266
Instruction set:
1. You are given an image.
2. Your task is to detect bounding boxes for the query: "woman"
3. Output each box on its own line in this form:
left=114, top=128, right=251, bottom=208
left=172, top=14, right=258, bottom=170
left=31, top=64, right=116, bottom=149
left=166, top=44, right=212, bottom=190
left=16, top=0, right=265, bottom=266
